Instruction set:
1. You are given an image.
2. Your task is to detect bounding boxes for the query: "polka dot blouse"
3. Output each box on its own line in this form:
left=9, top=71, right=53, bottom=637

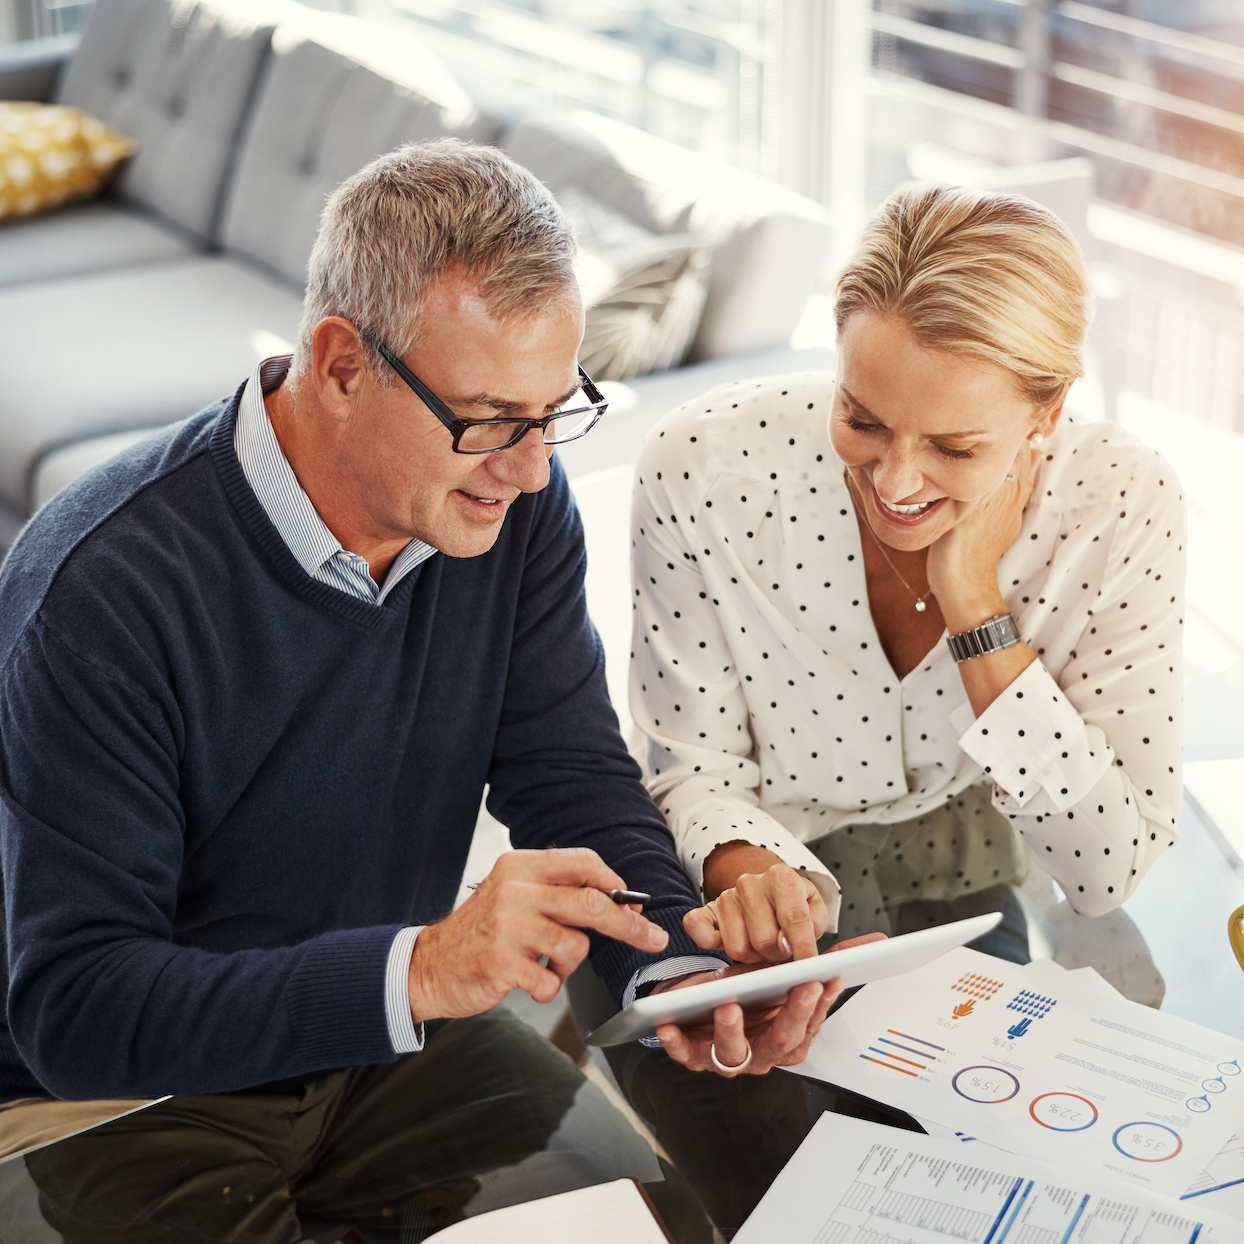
left=629, top=372, right=1186, bottom=931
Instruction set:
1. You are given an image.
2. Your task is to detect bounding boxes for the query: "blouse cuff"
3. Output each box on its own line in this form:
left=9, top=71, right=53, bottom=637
left=675, top=796, right=843, bottom=933
left=956, top=660, right=1108, bottom=811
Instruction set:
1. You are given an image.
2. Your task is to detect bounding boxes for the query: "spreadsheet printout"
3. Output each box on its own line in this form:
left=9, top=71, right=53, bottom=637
left=736, top=1113, right=1236, bottom=1243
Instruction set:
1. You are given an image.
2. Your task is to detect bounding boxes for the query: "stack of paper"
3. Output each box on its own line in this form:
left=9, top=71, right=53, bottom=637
left=788, top=947, right=1244, bottom=1214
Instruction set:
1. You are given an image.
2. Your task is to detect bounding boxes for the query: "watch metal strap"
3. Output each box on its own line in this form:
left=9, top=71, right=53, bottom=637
left=946, top=613, right=1020, bottom=663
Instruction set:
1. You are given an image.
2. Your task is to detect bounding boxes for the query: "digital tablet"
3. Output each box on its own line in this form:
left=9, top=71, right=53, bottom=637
left=584, top=911, right=1001, bottom=1048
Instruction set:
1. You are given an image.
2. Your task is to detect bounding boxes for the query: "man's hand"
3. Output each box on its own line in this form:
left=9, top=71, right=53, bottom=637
left=408, top=849, right=669, bottom=1022
left=652, top=933, right=887, bottom=1076
left=689, top=843, right=829, bottom=963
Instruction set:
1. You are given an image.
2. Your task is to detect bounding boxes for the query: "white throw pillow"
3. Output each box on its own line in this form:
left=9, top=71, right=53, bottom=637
left=560, top=187, right=707, bottom=381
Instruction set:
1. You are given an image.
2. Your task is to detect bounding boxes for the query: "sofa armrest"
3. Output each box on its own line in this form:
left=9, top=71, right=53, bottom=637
left=0, top=33, right=80, bottom=102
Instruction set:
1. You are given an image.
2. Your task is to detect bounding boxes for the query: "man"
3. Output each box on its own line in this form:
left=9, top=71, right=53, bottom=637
left=0, top=141, right=840, bottom=1239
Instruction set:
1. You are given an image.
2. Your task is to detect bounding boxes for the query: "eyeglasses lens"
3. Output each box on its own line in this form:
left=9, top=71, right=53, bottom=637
left=542, top=397, right=600, bottom=445
left=454, top=389, right=602, bottom=453
left=456, top=420, right=527, bottom=453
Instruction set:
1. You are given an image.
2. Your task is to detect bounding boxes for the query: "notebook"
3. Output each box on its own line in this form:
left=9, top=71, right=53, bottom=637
left=432, top=1178, right=671, bottom=1243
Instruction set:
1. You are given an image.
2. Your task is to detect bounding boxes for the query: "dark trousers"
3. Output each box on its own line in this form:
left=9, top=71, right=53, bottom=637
left=24, top=1008, right=650, bottom=1244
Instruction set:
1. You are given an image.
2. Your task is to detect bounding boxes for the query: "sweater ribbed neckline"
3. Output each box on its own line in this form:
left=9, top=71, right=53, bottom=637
left=209, top=388, right=421, bottom=629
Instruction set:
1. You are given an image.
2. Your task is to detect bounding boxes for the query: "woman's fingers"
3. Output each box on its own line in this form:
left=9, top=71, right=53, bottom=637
left=713, top=891, right=768, bottom=963
left=682, top=904, right=724, bottom=950
left=768, top=874, right=823, bottom=960
left=712, top=864, right=830, bottom=963
left=731, top=876, right=787, bottom=960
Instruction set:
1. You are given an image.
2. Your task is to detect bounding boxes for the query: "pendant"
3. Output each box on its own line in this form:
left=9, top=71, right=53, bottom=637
left=915, top=599, right=927, bottom=612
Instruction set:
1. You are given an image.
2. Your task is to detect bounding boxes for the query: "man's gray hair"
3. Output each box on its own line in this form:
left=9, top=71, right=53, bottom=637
left=295, top=139, right=577, bottom=384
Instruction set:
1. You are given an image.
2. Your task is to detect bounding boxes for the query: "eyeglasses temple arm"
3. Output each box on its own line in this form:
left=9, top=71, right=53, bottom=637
left=360, top=329, right=459, bottom=434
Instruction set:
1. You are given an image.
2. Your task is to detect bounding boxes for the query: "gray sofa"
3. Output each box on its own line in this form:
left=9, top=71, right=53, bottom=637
left=0, top=0, right=835, bottom=548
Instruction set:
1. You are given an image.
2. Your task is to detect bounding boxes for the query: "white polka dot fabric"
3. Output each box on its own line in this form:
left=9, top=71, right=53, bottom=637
left=630, top=372, right=1186, bottom=931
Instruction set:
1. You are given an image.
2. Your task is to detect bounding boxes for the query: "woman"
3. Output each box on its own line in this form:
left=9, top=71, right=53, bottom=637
left=632, top=184, right=1185, bottom=986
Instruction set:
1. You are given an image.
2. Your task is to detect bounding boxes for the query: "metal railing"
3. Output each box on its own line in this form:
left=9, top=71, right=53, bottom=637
left=872, top=0, right=1244, bottom=433
left=872, top=1, right=1244, bottom=233
left=1101, top=265, right=1244, bottom=432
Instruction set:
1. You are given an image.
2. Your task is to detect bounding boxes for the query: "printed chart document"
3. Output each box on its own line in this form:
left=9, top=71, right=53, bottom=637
left=432, top=1179, right=669, bottom=1243
left=736, top=1112, right=1238, bottom=1243
left=789, top=947, right=1244, bottom=1198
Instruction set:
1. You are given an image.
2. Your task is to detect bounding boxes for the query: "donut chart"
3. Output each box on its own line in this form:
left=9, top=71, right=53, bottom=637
left=1029, top=1092, right=1098, bottom=1132
left=952, top=1066, right=1020, bottom=1104
left=1111, top=1122, right=1183, bottom=1162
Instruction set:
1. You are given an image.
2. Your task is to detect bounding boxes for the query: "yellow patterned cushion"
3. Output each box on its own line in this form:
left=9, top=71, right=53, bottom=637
left=0, top=102, right=134, bottom=220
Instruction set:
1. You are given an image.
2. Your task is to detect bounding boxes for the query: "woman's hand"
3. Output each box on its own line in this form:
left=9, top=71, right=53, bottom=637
left=651, top=933, right=888, bottom=1076
left=925, top=440, right=1040, bottom=633
left=687, top=845, right=829, bottom=963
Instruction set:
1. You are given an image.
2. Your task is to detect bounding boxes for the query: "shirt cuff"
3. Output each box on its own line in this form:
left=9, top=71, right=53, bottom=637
left=384, top=925, right=425, bottom=1055
left=956, top=659, right=1108, bottom=811
left=623, top=955, right=727, bottom=1050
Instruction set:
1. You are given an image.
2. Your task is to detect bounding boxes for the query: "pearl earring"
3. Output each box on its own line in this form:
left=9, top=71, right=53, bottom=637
left=1030, top=433, right=1044, bottom=446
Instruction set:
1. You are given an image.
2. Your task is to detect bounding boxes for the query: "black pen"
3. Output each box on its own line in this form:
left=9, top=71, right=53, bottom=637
left=607, top=889, right=653, bottom=906
left=467, top=884, right=666, bottom=906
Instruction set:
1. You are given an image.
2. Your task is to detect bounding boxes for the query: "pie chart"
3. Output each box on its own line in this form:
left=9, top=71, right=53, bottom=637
left=952, top=1066, right=1020, bottom=1104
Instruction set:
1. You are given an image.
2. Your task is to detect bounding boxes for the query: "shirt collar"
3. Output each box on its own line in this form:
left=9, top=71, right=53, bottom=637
left=233, top=355, right=435, bottom=603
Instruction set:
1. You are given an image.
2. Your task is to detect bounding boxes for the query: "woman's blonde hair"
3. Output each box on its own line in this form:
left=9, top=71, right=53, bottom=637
left=835, top=184, right=1091, bottom=409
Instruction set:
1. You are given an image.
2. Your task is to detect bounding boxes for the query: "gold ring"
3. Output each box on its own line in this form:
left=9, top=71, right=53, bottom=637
left=710, top=1040, right=753, bottom=1073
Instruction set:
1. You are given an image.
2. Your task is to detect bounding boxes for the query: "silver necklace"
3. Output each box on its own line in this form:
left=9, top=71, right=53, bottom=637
left=845, top=471, right=934, bottom=612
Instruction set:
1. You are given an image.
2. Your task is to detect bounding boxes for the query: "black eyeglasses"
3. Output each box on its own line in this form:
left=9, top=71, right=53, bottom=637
left=362, top=330, right=609, bottom=455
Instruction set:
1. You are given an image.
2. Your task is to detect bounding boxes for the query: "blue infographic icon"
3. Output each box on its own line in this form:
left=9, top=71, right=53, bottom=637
left=1187, top=1095, right=1211, bottom=1113
left=1203, top=1077, right=1227, bottom=1094
left=1005, top=991, right=1056, bottom=1019
left=1218, top=1060, right=1241, bottom=1076
left=1003, top=991, right=1055, bottom=1041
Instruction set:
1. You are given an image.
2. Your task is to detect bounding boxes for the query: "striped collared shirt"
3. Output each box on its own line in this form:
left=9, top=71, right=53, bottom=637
left=234, top=355, right=436, bottom=605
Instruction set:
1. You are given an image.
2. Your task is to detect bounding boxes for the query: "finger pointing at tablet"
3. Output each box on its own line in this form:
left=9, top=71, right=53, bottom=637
left=685, top=845, right=829, bottom=963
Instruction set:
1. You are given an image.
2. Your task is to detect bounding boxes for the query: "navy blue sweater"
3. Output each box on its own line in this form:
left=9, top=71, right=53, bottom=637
left=0, top=388, right=713, bottom=1103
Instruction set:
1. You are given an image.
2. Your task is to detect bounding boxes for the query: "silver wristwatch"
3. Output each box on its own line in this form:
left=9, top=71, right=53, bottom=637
left=946, top=613, right=1020, bottom=663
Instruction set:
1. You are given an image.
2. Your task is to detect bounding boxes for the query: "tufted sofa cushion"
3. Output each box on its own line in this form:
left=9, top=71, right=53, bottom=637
left=0, top=200, right=193, bottom=288
left=502, top=110, right=834, bottom=362
left=219, top=11, right=502, bottom=288
left=56, top=0, right=289, bottom=241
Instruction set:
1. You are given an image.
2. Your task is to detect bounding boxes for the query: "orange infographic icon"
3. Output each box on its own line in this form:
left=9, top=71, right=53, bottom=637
left=950, top=972, right=1005, bottom=1002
